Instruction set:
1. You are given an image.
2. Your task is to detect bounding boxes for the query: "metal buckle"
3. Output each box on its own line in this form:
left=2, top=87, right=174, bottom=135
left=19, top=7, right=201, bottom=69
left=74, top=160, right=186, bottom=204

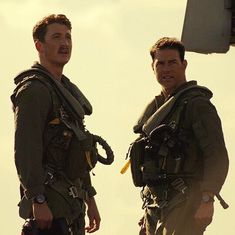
left=68, top=186, right=79, bottom=198
left=171, top=178, right=188, bottom=194
left=44, top=171, right=55, bottom=185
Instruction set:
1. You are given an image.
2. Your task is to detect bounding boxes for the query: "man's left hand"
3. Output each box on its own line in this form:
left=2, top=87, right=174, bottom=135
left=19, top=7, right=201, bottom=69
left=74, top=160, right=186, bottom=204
left=85, top=197, right=101, bottom=233
left=194, top=200, right=214, bottom=227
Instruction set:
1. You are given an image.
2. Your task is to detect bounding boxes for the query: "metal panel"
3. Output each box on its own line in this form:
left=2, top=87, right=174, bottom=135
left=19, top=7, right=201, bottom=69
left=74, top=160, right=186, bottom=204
left=181, top=0, right=231, bottom=53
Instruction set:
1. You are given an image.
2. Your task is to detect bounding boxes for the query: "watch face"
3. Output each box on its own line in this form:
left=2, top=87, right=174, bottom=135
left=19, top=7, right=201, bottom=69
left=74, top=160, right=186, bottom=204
left=202, top=194, right=210, bottom=202
left=202, top=194, right=214, bottom=203
left=35, top=194, right=46, bottom=204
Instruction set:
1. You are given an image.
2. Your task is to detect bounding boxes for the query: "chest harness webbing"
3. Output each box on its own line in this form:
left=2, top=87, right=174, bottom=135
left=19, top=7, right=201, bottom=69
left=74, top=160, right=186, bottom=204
left=137, top=86, right=228, bottom=209
left=13, top=68, right=114, bottom=167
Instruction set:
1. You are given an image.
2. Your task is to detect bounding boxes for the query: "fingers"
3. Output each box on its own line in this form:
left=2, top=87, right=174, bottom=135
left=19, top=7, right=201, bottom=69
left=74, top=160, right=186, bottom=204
left=194, top=210, right=213, bottom=228
left=195, top=215, right=212, bottom=228
left=32, top=202, right=53, bottom=230
left=84, top=197, right=101, bottom=233
left=85, top=218, right=101, bottom=233
left=194, top=201, right=214, bottom=228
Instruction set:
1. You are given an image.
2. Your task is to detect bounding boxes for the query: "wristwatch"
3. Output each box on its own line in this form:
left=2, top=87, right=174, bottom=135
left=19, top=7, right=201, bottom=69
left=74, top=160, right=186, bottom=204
left=32, top=194, right=46, bottom=204
left=202, top=194, right=214, bottom=203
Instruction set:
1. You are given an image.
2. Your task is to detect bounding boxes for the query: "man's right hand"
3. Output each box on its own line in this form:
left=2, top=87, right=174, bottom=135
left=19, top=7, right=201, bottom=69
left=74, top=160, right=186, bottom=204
left=32, top=202, right=53, bottom=229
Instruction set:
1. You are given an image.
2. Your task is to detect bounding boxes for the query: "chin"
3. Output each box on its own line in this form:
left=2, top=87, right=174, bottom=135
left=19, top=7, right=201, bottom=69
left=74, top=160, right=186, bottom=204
left=160, top=82, right=174, bottom=88
left=59, top=59, right=70, bottom=65
left=59, top=55, right=71, bottom=63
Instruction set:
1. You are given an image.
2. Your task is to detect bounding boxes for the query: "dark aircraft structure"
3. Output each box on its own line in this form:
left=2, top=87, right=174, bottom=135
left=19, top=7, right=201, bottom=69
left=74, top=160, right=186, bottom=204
left=181, top=0, right=235, bottom=53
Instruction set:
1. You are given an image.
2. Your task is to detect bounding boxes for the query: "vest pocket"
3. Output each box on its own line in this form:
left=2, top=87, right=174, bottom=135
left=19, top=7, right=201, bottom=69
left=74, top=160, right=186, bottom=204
left=43, top=124, right=73, bottom=168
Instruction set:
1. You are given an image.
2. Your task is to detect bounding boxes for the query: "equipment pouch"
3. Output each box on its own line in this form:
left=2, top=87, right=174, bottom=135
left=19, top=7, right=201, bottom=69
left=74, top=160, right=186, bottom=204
left=65, top=136, right=89, bottom=179
left=141, top=160, right=163, bottom=185
left=129, top=138, right=146, bottom=187
left=43, top=123, right=73, bottom=169
left=18, top=196, right=32, bottom=219
left=65, top=131, right=99, bottom=179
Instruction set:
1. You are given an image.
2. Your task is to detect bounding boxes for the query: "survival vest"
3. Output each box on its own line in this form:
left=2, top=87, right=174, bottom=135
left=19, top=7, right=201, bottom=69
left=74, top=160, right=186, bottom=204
left=122, top=84, right=212, bottom=187
left=12, top=65, right=114, bottom=169
left=12, top=65, right=115, bottom=220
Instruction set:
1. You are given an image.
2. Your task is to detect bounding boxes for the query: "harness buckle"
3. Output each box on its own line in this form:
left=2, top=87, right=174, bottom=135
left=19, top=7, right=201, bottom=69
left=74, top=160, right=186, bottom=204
left=171, top=177, right=188, bottom=194
left=44, top=170, right=56, bottom=185
left=68, top=186, right=79, bottom=198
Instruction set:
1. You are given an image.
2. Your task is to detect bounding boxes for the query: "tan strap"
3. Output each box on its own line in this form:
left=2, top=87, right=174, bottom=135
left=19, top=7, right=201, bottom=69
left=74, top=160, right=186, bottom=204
left=49, top=118, right=60, bottom=125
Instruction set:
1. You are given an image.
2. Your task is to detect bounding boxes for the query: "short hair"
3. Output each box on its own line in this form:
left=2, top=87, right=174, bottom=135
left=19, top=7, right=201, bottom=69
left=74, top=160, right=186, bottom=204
left=33, top=14, right=72, bottom=42
left=150, top=37, right=185, bottom=62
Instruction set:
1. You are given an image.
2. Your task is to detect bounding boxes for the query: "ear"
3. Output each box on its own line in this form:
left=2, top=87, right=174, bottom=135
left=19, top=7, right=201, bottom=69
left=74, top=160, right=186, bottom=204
left=182, top=59, right=187, bottom=70
left=35, top=40, right=42, bottom=52
left=152, top=60, right=157, bottom=74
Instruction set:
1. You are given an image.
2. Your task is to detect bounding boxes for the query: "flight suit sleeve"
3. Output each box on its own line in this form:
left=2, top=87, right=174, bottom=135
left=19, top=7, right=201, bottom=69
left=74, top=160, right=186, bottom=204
left=189, top=97, right=229, bottom=194
left=13, top=80, right=52, bottom=199
left=81, top=171, right=97, bottom=198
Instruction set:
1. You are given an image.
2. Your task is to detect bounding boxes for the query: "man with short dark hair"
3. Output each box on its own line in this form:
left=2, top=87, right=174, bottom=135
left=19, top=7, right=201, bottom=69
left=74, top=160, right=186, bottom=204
left=11, top=14, right=102, bottom=235
left=130, top=37, right=229, bottom=235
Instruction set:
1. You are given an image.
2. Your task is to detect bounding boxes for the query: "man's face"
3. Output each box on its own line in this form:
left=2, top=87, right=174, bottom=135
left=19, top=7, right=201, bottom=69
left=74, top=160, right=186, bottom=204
left=37, top=23, right=72, bottom=66
left=152, top=48, right=187, bottom=94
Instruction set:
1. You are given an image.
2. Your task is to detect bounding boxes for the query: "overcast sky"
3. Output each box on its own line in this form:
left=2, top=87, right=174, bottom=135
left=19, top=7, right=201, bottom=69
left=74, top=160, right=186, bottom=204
left=1, top=1, right=235, bottom=234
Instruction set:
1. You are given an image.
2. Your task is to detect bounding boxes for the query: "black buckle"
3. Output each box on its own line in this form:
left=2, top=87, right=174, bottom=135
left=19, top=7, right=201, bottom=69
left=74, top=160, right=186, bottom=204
left=68, top=186, right=79, bottom=198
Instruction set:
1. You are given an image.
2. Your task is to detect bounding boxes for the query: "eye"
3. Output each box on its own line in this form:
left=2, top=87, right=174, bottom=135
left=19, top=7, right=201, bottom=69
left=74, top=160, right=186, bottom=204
left=52, top=34, right=60, bottom=39
left=169, top=60, right=177, bottom=65
left=156, top=61, right=164, bottom=67
left=66, top=33, right=72, bottom=40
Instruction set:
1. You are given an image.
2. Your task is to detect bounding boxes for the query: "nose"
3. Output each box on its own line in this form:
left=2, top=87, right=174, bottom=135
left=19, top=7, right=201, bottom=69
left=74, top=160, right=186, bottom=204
left=60, top=37, right=71, bottom=46
left=162, top=63, right=171, bottom=73
left=61, top=39, right=69, bottom=46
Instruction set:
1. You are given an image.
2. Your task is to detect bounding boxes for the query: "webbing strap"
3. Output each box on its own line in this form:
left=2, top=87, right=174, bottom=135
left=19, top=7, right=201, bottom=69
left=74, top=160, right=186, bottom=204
left=143, top=85, right=212, bottom=135
left=85, top=151, right=94, bottom=169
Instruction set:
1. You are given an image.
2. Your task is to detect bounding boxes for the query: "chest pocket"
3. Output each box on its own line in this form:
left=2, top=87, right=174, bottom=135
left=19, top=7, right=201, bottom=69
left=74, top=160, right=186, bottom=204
left=43, top=122, right=74, bottom=169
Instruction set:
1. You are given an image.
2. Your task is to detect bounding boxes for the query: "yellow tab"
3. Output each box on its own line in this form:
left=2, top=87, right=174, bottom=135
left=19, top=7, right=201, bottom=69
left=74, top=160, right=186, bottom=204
left=85, top=151, right=94, bottom=169
left=49, top=118, right=60, bottom=125
left=120, top=159, right=131, bottom=174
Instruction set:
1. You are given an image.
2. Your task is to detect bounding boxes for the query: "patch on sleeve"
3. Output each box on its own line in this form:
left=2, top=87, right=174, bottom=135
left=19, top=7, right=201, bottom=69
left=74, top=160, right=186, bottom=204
left=15, top=81, right=32, bottom=97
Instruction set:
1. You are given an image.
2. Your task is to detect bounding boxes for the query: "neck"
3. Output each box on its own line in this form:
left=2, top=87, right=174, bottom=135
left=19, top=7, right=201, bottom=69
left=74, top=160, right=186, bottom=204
left=39, top=60, right=64, bottom=82
left=162, top=79, right=187, bottom=98
left=161, top=87, right=174, bottom=99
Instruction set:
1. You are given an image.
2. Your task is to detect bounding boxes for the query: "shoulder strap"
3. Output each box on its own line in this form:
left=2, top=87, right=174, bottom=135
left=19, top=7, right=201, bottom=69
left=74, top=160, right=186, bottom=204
left=143, top=85, right=212, bottom=136
left=15, top=68, right=87, bottom=119
left=13, top=68, right=88, bottom=140
left=133, top=95, right=165, bottom=134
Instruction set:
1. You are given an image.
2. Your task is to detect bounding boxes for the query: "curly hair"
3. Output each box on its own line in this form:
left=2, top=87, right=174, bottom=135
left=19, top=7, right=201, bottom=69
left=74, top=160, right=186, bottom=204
left=33, top=14, right=72, bottom=42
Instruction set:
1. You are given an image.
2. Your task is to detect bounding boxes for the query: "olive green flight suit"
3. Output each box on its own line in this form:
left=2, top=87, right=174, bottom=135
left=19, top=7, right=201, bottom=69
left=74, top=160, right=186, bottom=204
left=11, top=63, right=96, bottom=235
left=134, top=81, right=229, bottom=235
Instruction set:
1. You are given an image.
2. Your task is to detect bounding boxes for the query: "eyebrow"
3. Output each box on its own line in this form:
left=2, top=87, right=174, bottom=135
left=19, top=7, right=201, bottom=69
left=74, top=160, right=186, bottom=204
left=51, top=32, right=71, bottom=36
left=51, top=32, right=61, bottom=37
left=156, top=59, right=176, bottom=63
left=168, top=59, right=177, bottom=62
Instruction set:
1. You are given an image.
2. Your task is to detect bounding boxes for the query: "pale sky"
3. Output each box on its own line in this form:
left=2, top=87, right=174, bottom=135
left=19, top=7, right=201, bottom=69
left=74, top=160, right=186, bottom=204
left=1, top=0, right=235, bottom=234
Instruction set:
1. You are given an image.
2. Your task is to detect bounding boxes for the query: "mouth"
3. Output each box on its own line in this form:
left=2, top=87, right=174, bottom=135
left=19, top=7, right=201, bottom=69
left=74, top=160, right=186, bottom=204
left=162, top=76, right=173, bottom=80
left=58, top=47, right=70, bottom=55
